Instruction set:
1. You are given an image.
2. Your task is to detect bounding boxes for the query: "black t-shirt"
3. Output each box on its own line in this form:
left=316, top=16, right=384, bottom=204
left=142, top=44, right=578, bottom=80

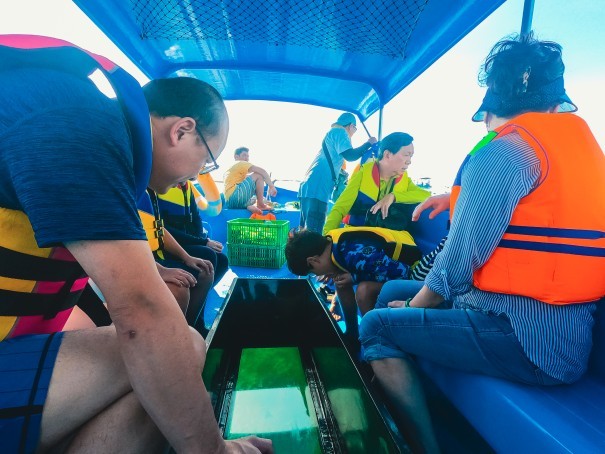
left=0, top=68, right=145, bottom=247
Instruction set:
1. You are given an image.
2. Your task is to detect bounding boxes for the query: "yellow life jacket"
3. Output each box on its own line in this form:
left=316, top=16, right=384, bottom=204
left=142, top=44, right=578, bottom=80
left=137, top=189, right=165, bottom=256
left=157, top=183, right=196, bottom=235
left=0, top=209, right=89, bottom=340
left=328, top=226, right=421, bottom=270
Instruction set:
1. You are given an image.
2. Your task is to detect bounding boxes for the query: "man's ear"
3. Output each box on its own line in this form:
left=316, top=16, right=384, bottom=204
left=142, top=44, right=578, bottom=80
left=170, top=117, right=197, bottom=145
left=306, top=256, right=320, bottom=269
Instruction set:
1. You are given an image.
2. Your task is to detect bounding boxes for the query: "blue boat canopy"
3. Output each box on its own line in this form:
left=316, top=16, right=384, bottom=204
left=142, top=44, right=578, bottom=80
left=74, top=0, right=506, bottom=120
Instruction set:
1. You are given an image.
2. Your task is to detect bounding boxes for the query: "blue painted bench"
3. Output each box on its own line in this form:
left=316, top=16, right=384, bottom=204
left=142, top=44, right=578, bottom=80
left=409, top=209, right=605, bottom=452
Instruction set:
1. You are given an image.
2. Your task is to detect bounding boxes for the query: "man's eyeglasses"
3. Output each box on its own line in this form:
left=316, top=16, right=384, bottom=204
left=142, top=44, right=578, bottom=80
left=196, top=124, right=219, bottom=175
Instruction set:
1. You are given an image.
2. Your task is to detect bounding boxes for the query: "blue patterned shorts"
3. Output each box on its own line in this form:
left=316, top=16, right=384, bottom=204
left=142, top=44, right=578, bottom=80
left=226, top=176, right=255, bottom=209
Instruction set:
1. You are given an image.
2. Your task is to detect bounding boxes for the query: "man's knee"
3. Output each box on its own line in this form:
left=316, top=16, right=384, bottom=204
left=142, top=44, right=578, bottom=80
left=250, top=172, right=263, bottom=182
left=188, top=326, right=207, bottom=370
left=356, top=282, right=381, bottom=309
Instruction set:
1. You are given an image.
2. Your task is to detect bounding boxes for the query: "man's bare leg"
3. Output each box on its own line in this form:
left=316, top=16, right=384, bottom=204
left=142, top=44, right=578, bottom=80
left=370, top=357, right=440, bottom=454
left=355, top=281, right=384, bottom=314
left=246, top=204, right=262, bottom=214
left=61, top=391, right=165, bottom=454
left=39, top=326, right=206, bottom=452
left=249, top=173, right=271, bottom=211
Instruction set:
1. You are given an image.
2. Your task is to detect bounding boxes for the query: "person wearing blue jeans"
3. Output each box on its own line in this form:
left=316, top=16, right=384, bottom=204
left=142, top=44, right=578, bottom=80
left=359, top=34, right=604, bottom=453
left=298, top=112, right=377, bottom=232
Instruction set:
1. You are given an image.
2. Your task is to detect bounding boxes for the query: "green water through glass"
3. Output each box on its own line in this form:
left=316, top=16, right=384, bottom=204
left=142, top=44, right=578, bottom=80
left=225, top=347, right=322, bottom=454
left=203, top=346, right=398, bottom=453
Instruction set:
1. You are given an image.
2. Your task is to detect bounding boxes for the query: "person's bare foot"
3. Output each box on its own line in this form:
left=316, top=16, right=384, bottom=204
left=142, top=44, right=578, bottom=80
left=247, top=204, right=262, bottom=214
left=256, top=202, right=273, bottom=211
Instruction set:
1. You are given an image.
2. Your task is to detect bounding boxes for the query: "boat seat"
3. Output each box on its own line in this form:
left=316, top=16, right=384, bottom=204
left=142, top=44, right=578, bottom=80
left=410, top=209, right=605, bottom=452
left=418, top=302, right=605, bottom=452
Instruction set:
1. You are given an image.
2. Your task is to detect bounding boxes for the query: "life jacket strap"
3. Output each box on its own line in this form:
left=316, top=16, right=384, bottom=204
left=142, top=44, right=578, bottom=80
left=0, top=287, right=83, bottom=317
left=0, top=245, right=83, bottom=281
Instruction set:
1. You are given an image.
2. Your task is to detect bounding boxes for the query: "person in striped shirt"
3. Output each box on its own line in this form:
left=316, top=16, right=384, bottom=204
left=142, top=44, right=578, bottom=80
left=359, top=33, right=604, bottom=453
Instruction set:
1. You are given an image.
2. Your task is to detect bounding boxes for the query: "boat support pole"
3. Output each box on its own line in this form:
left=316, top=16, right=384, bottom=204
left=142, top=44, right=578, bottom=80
left=520, top=0, right=535, bottom=37
left=377, top=105, right=383, bottom=141
left=360, top=121, right=372, bottom=138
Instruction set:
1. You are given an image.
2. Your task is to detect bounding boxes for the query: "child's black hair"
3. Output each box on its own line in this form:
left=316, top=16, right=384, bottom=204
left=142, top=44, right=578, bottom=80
left=285, top=230, right=331, bottom=276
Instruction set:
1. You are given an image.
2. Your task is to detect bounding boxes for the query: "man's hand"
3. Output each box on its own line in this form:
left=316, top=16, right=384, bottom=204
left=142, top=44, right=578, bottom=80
left=182, top=256, right=214, bottom=276
left=367, top=136, right=378, bottom=145
left=225, top=436, right=273, bottom=453
left=206, top=239, right=224, bottom=253
left=268, top=184, right=277, bottom=197
left=315, top=274, right=331, bottom=284
left=412, top=193, right=451, bottom=221
left=370, top=193, right=395, bottom=219
left=157, top=265, right=197, bottom=287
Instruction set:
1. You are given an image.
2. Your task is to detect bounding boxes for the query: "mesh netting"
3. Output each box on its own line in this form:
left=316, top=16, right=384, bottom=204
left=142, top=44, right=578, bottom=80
left=129, top=0, right=429, bottom=59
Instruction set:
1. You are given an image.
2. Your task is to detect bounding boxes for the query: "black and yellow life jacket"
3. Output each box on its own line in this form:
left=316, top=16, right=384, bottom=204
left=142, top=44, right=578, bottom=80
left=138, top=188, right=166, bottom=258
left=328, top=226, right=422, bottom=270
left=0, top=35, right=152, bottom=339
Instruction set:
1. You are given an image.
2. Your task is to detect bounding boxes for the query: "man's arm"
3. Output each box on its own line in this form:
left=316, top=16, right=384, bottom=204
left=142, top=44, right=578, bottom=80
left=66, top=239, right=224, bottom=453
left=248, top=164, right=277, bottom=196
left=248, top=164, right=272, bottom=185
left=341, top=141, right=376, bottom=161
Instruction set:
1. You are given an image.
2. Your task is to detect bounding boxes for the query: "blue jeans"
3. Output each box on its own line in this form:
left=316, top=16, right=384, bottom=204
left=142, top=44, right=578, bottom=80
left=376, top=279, right=424, bottom=309
left=359, top=306, right=563, bottom=385
left=298, top=197, right=328, bottom=233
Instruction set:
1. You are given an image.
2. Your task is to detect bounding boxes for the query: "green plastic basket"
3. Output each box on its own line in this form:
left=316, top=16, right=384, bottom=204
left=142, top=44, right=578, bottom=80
left=227, top=218, right=290, bottom=247
left=227, top=243, right=286, bottom=269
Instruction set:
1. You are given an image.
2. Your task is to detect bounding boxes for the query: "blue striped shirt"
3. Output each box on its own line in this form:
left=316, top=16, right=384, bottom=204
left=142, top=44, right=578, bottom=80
left=425, top=133, right=596, bottom=383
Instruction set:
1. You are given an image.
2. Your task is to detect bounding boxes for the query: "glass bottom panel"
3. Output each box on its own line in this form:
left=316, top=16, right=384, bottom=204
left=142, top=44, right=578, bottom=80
left=225, top=347, right=322, bottom=454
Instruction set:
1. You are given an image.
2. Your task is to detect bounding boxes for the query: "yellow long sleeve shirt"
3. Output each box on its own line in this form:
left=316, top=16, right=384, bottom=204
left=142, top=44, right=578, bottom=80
left=323, top=165, right=430, bottom=234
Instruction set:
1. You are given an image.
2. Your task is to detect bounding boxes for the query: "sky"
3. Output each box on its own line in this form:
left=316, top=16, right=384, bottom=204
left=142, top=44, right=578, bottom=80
left=3, top=0, right=604, bottom=193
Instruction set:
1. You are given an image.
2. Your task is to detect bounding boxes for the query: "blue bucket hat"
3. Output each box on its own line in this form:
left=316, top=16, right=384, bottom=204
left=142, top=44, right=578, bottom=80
left=333, top=112, right=357, bottom=127
left=472, top=76, right=577, bottom=122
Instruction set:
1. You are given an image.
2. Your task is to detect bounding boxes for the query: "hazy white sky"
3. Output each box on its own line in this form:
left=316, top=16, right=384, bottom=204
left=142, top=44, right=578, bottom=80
left=3, top=0, right=604, bottom=192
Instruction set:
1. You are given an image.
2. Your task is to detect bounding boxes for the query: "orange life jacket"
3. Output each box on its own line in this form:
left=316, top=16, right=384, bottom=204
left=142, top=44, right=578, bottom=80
left=450, top=113, right=605, bottom=304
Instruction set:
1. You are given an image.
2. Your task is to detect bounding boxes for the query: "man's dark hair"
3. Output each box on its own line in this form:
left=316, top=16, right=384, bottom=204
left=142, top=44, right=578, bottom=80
left=142, top=77, right=227, bottom=137
left=285, top=230, right=330, bottom=276
left=478, top=33, right=566, bottom=117
left=234, top=147, right=249, bottom=157
left=378, top=132, right=414, bottom=160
